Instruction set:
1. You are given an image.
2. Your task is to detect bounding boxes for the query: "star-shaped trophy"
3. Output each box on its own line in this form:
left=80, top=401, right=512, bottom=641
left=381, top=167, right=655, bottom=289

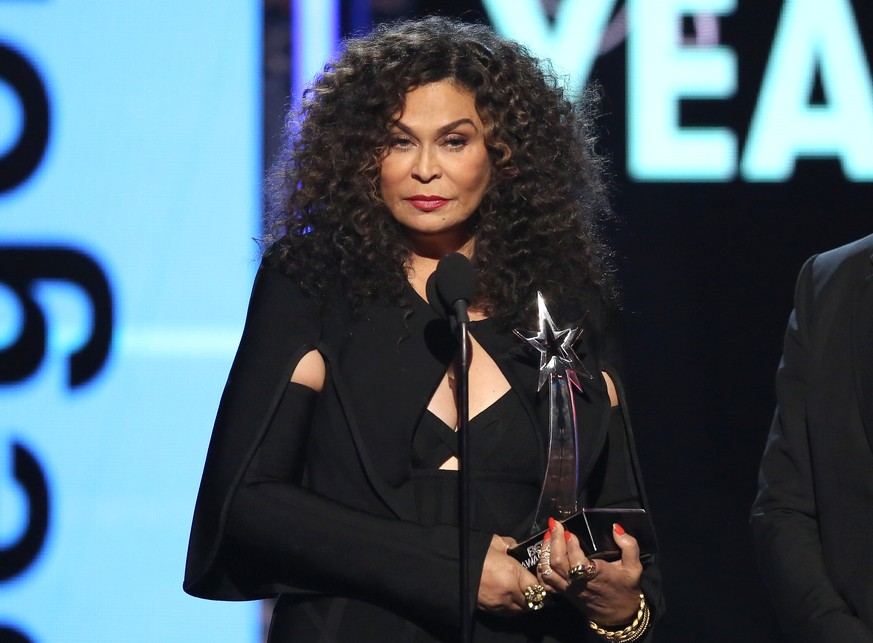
left=514, top=292, right=592, bottom=532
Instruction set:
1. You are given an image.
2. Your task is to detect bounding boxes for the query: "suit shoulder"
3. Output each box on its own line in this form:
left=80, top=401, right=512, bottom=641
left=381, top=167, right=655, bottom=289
left=795, top=233, right=873, bottom=329
left=811, top=233, right=873, bottom=287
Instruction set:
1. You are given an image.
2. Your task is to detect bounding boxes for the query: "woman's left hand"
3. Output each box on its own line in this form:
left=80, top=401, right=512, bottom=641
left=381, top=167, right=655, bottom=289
left=537, top=518, right=643, bottom=626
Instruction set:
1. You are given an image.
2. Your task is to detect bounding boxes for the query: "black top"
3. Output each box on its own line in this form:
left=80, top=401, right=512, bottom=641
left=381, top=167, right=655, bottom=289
left=412, top=388, right=542, bottom=539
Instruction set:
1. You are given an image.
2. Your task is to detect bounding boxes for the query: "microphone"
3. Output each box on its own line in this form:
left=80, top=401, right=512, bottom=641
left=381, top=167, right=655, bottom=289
left=427, top=252, right=475, bottom=324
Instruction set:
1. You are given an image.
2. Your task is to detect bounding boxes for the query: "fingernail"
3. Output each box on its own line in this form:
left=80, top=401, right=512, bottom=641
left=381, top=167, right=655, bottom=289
left=543, top=530, right=552, bottom=542
left=564, top=530, right=572, bottom=543
left=548, top=517, right=556, bottom=531
left=614, top=523, right=626, bottom=536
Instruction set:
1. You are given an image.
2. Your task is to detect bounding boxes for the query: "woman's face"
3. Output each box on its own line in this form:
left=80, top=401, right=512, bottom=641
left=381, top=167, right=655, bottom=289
left=380, top=80, right=491, bottom=254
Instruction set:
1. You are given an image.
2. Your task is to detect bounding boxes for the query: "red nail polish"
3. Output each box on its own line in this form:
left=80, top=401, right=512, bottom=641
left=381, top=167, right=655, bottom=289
left=614, top=523, right=626, bottom=536
left=548, top=517, right=556, bottom=531
left=543, top=530, right=552, bottom=542
left=564, top=530, right=572, bottom=543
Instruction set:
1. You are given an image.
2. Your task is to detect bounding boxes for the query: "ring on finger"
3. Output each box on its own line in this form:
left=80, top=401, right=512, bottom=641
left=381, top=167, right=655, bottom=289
left=540, top=541, right=551, bottom=562
left=523, top=584, right=547, bottom=610
left=538, top=539, right=553, bottom=576
left=569, top=561, right=598, bottom=582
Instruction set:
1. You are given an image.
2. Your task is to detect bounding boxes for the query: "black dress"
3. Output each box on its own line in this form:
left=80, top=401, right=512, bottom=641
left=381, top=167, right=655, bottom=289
left=253, top=323, right=625, bottom=641
left=184, top=254, right=662, bottom=642
left=264, top=380, right=550, bottom=642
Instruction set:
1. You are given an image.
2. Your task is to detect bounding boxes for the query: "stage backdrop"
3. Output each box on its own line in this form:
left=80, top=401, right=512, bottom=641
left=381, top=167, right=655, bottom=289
left=1, top=2, right=261, bottom=641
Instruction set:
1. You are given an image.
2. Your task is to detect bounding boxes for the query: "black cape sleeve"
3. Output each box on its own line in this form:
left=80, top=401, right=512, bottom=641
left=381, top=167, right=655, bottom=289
left=183, top=251, right=322, bottom=599
left=183, top=254, right=494, bottom=626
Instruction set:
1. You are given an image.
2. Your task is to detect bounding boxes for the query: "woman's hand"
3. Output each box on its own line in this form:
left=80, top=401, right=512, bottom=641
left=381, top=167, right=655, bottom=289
left=537, top=518, right=643, bottom=626
left=477, top=535, right=543, bottom=615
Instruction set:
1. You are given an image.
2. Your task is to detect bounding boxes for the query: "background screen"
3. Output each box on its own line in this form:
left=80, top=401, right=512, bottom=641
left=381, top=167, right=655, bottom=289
left=2, top=2, right=261, bottom=641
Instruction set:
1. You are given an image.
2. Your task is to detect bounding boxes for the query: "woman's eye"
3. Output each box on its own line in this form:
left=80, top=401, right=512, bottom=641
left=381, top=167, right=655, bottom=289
left=390, top=136, right=413, bottom=150
left=444, top=136, right=467, bottom=150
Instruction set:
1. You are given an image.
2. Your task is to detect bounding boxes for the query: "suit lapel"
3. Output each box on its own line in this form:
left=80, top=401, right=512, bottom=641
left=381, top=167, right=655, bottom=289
left=852, top=252, right=873, bottom=456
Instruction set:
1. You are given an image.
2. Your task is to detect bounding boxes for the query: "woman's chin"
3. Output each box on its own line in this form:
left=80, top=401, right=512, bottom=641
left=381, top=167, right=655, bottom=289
left=401, top=228, right=474, bottom=257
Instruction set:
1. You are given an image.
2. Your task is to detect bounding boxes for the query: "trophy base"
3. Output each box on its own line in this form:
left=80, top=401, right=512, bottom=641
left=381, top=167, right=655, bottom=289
left=508, top=508, right=657, bottom=571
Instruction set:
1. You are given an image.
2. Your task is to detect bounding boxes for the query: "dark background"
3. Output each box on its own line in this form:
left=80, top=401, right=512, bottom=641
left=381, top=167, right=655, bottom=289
left=264, top=2, right=873, bottom=641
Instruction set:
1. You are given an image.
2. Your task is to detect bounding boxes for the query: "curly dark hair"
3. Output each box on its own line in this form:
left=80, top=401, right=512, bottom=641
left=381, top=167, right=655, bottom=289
left=266, top=16, right=616, bottom=327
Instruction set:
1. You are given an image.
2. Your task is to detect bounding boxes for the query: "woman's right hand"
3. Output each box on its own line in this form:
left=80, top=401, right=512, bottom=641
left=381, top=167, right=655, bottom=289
left=477, top=535, right=542, bottom=615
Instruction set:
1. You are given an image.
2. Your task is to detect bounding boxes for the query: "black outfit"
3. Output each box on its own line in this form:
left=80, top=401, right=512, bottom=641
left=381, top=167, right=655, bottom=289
left=184, top=250, right=662, bottom=641
left=411, top=385, right=542, bottom=537
left=752, top=233, right=873, bottom=642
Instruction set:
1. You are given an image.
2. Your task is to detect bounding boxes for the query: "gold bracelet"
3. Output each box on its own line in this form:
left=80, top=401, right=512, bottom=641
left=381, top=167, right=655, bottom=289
left=588, top=593, right=651, bottom=642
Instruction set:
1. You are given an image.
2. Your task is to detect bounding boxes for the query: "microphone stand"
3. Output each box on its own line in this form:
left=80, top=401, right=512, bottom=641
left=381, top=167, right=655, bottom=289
left=454, top=301, right=473, bottom=643
left=427, top=253, right=476, bottom=642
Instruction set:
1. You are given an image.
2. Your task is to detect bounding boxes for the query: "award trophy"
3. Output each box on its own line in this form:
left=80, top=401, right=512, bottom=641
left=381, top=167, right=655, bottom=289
left=510, top=293, right=657, bottom=568
left=514, top=292, right=592, bottom=532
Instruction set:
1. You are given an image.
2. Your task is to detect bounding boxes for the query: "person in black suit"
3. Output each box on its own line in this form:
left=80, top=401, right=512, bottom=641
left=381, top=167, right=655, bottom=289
left=752, top=233, right=873, bottom=642
left=184, top=17, right=661, bottom=642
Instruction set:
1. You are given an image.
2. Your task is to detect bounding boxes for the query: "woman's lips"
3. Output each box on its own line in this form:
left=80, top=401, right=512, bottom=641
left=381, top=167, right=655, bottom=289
left=405, top=195, right=450, bottom=212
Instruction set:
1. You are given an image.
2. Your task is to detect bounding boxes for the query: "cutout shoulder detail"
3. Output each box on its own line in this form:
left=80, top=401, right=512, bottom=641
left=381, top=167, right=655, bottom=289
left=290, top=349, right=325, bottom=393
left=602, top=370, right=619, bottom=407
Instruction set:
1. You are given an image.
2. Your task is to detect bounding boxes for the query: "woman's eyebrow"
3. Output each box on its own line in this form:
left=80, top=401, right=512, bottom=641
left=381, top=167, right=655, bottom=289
left=391, top=118, right=479, bottom=137
left=436, top=118, right=478, bottom=136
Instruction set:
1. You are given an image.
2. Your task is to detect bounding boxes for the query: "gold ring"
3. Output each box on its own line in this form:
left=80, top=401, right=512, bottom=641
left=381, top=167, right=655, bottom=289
left=569, top=561, right=598, bottom=582
left=522, top=584, right=546, bottom=611
left=537, top=562, right=553, bottom=576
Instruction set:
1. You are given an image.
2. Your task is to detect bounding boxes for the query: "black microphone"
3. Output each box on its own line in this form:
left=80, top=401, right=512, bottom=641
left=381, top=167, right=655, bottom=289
left=427, top=252, right=475, bottom=324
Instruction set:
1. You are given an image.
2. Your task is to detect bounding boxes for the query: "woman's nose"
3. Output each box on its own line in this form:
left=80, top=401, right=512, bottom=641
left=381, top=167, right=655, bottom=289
left=411, top=146, right=441, bottom=182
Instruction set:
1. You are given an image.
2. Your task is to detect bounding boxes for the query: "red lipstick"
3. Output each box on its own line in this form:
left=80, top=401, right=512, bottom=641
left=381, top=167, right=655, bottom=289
left=405, top=195, right=450, bottom=212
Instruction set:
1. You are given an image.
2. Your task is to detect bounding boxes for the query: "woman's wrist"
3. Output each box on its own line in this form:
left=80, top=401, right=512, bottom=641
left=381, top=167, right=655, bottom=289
left=588, top=593, right=651, bottom=642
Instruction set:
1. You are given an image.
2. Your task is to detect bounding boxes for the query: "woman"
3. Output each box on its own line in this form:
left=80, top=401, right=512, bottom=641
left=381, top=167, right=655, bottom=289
left=184, top=16, right=661, bottom=642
